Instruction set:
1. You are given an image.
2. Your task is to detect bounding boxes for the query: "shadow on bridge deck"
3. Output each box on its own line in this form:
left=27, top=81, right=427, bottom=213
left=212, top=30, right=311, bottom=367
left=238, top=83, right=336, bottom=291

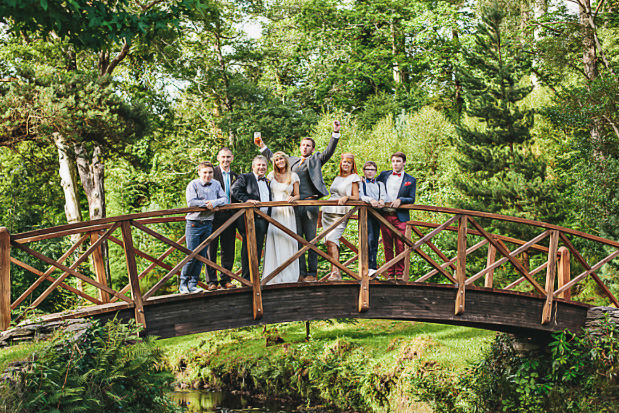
left=39, top=281, right=590, bottom=340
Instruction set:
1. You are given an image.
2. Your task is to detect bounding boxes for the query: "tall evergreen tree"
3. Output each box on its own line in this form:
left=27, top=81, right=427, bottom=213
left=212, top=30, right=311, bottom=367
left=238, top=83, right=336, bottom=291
left=454, top=1, right=561, bottom=238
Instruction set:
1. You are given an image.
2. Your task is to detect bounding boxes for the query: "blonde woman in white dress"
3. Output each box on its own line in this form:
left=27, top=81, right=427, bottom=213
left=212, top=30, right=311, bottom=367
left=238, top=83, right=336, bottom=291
left=321, top=153, right=361, bottom=281
left=262, top=152, right=301, bottom=284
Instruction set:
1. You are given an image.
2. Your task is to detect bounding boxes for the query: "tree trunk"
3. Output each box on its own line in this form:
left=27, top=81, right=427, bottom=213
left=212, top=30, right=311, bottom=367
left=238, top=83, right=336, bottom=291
left=579, top=0, right=598, bottom=81
left=54, top=133, right=85, bottom=293
left=391, top=21, right=401, bottom=84
left=531, top=0, right=547, bottom=87
left=75, top=143, right=105, bottom=220
left=54, top=133, right=83, bottom=226
left=75, top=143, right=112, bottom=290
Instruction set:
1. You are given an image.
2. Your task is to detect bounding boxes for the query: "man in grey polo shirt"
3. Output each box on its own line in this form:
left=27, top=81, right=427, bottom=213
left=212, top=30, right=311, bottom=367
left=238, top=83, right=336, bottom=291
left=180, top=161, right=228, bottom=294
left=255, top=121, right=341, bottom=281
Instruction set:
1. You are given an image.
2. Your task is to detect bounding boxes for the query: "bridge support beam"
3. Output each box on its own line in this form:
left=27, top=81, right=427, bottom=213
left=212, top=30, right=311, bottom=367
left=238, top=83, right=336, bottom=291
left=358, top=207, right=369, bottom=312
left=121, top=221, right=146, bottom=328
left=542, top=230, right=560, bottom=324
left=245, top=208, right=263, bottom=320
left=0, top=228, right=10, bottom=331
left=455, top=216, right=467, bottom=315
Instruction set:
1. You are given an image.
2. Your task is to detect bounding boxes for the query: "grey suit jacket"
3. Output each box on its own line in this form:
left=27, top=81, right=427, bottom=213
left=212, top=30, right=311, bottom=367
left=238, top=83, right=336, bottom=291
left=261, top=133, right=340, bottom=198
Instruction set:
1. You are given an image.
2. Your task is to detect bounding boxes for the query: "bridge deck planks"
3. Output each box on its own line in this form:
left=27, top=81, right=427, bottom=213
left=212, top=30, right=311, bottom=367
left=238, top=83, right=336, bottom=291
left=70, top=282, right=590, bottom=340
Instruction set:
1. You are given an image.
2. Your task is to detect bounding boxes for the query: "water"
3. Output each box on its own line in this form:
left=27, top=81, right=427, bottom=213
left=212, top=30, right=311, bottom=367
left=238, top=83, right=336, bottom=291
left=170, top=389, right=304, bottom=412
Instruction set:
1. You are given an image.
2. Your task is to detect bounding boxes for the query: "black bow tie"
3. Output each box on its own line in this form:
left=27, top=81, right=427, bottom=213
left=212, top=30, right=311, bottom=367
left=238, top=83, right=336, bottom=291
left=258, top=177, right=267, bottom=182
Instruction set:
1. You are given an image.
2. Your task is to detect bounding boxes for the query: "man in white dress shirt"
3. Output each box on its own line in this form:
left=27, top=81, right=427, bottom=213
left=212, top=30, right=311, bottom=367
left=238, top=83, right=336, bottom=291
left=376, top=152, right=416, bottom=281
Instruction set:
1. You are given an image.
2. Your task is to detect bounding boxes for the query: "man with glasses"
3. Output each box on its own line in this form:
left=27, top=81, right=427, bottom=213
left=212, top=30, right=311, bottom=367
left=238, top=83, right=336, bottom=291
left=359, top=161, right=387, bottom=275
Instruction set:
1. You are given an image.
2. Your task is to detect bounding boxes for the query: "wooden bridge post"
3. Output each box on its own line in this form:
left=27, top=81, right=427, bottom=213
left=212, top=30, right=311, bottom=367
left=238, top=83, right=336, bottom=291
left=403, top=224, right=412, bottom=282
left=358, top=206, right=369, bottom=312
left=542, top=230, right=560, bottom=324
left=0, top=228, right=11, bottom=331
left=557, top=246, right=571, bottom=300
left=455, top=216, right=467, bottom=315
left=245, top=208, right=263, bottom=320
left=120, top=220, right=146, bottom=327
left=90, top=232, right=110, bottom=303
left=485, top=244, right=496, bottom=288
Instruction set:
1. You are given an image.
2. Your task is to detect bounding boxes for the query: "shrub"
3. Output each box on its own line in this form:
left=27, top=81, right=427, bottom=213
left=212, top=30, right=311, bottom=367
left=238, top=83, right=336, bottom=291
left=0, top=319, right=179, bottom=413
left=410, top=317, right=619, bottom=412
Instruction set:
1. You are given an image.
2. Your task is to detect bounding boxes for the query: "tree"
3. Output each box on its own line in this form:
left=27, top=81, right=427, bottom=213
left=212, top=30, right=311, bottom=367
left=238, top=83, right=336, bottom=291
left=454, top=1, right=561, bottom=238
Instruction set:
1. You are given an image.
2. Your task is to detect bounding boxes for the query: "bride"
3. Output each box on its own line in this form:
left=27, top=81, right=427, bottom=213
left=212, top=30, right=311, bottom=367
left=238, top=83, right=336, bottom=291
left=262, top=151, right=300, bottom=284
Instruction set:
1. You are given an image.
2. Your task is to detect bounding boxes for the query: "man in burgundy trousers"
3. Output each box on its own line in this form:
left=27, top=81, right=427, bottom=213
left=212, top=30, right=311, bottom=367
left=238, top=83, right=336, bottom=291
left=376, top=152, right=416, bottom=281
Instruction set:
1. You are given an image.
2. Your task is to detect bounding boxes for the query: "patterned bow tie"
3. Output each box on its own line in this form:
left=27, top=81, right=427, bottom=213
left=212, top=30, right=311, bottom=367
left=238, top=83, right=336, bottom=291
left=366, top=178, right=376, bottom=184
left=392, top=172, right=402, bottom=177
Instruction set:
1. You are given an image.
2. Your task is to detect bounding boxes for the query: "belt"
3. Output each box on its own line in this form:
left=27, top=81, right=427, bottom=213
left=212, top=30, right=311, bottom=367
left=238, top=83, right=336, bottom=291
left=302, top=196, right=319, bottom=200
left=382, top=208, right=398, bottom=216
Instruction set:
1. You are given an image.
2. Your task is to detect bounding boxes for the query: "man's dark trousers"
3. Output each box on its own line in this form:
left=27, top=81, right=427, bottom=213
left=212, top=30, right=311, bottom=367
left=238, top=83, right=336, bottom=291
left=367, top=214, right=381, bottom=271
left=295, top=205, right=319, bottom=278
left=240, top=216, right=268, bottom=280
left=207, top=211, right=236, bottom=286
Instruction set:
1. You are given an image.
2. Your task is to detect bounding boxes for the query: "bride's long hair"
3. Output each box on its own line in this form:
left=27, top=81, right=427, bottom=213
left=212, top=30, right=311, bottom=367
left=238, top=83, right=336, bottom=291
left=271, top=151, right=292, bottom=184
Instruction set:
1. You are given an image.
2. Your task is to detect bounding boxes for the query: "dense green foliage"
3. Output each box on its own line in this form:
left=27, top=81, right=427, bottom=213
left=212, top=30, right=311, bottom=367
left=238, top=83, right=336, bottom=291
left=0, top=320, right=179, bottom=413
left=411, top=317, right=619, bottom=412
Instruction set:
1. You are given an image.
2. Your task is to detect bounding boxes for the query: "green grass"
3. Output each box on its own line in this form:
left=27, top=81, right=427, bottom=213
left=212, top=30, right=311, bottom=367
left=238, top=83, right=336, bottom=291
left=157, top=319, right=495, bottom=371
left=0, top=340, right=46, bottom=371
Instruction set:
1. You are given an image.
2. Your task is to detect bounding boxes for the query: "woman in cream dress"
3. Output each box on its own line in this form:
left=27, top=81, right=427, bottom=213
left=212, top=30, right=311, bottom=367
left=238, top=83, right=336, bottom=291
left=321, top=153, right=361, bottom=281
left=262, top=152, right=301, bottom=284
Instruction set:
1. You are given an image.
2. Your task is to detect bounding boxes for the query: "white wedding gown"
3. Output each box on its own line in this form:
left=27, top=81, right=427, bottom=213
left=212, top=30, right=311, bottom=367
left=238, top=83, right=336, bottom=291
left=262, top=172, right=300, bottom=284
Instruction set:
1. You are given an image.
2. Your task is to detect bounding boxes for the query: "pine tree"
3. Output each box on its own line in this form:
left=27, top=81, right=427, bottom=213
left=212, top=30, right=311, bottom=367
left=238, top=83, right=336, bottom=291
left=454, top=1, right=560, bottom=238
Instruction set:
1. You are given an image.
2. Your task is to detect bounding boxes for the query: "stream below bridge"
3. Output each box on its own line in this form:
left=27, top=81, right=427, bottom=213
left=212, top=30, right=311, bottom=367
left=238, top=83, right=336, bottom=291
left=170, top=389, right=330, bottom=412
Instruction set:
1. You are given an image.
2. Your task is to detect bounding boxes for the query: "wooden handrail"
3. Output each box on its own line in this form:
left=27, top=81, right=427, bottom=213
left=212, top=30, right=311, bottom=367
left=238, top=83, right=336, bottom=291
left=4, top=201, right=619, bottom=332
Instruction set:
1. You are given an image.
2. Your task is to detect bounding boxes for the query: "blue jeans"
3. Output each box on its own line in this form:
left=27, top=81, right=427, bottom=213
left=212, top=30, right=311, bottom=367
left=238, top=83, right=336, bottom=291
left=180, top=220, right=213, bottom=289
left=368, top=215, right=381, bottom=270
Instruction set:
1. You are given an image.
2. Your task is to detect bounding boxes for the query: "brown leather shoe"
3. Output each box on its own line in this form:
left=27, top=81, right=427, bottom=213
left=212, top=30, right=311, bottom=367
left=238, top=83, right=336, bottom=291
left=223, top=282, right=236, bottom=289
left=207, top=284, right=219, bottom=291
left=303, top=276, right=317, bottom=282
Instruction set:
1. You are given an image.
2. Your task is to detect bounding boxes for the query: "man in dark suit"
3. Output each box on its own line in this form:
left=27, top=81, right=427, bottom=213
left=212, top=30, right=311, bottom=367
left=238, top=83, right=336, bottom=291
left=230, top=155, right=271, bottom=281
left=376, top=151, right=416, bottom=281
left=206, top=147, right=239, bottom=290
left=255, top=121, right=341, bottom=282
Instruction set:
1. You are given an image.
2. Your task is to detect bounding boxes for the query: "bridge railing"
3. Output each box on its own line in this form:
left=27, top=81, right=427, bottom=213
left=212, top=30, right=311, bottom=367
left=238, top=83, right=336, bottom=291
left=1, top=202, right=618, bottom=330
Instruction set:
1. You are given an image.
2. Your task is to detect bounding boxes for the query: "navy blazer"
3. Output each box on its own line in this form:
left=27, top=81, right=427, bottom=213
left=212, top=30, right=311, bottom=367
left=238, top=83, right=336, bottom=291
left=376, top=171, right=416, bottom=223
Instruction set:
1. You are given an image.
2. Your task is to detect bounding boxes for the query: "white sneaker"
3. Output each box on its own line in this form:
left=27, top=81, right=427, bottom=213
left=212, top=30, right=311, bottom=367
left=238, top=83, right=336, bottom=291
left=368, top=269, right=377, bottom=277
left=189, top=286, right=204, bottom=293
left=179, top=285, right=190, bottom=294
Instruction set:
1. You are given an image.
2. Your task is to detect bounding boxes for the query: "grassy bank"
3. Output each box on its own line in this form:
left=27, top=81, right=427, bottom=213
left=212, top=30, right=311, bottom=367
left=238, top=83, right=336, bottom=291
left=158, top=320, right=496, bottom=412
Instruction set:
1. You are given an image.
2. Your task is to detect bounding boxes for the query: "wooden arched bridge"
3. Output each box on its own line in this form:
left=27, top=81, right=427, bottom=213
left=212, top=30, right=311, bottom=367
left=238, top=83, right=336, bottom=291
left=1, top=202, right=618, bottom=339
